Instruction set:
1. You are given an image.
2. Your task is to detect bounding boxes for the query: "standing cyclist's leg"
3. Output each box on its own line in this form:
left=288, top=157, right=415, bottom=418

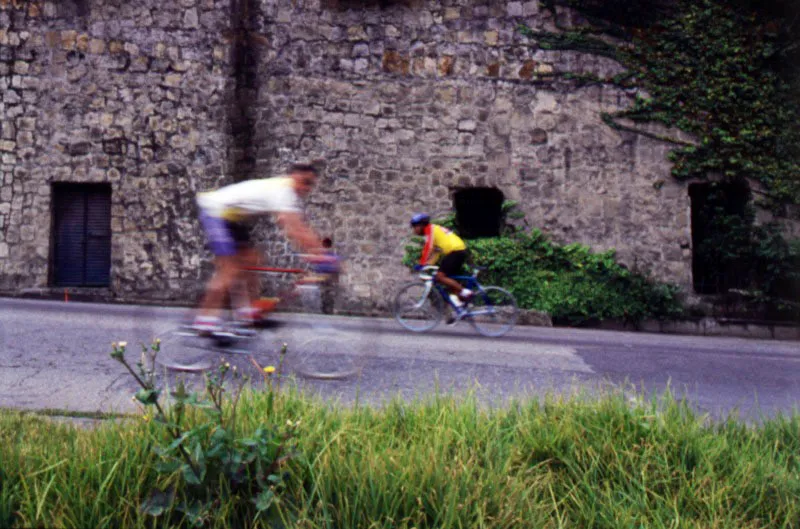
left=235, top=245, right=262, bottom=322
left=195, top=212, right=240, bottom=331
left=227, top=221, right=262, bottom=323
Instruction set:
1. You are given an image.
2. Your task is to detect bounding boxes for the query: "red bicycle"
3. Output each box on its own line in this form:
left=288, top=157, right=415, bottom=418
left=157, top=258, right=367, bottom=380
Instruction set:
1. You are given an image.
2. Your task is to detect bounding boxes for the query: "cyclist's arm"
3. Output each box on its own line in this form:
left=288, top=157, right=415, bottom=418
left=419, top=227, right=436, bottom=265
left=276, top=211, right=323, bottom=255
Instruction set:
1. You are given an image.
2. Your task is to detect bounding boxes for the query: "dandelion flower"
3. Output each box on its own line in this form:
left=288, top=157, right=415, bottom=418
left=264, top=365, right=276, bottom=375
left=119, top=341, right=128, bottom=348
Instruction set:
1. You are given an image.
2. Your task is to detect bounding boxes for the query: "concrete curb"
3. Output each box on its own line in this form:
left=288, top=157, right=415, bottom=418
left=597, top=317, right=800, bottom=341
left=3, top=291, right=798, bottom=340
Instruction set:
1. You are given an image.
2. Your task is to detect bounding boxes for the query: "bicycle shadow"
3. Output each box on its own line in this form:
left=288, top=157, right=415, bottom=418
left=251, top=319, right=288, bottom=330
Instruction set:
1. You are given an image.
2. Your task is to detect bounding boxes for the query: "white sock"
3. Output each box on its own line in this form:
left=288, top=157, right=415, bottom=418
left=460, top=288, right=473, bottom=299
left=449, top=294, right=464, bottom=308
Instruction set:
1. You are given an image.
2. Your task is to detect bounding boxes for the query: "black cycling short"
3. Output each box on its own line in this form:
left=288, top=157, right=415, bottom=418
left=439, top=250, right=467, bottom=277
left=227, top=220, right=251, bottom=246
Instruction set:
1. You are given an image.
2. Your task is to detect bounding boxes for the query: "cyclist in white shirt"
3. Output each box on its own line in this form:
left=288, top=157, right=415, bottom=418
left=193, top=164, right=332, bottom=332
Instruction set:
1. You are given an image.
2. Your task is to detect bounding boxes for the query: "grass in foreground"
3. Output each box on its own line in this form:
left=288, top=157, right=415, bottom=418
left=1, top=387, right=799, bottom=528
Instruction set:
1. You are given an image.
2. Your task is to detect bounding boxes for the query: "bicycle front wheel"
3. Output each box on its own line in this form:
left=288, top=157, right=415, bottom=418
left=393, top=281, right=444, bottom=332
left=289, top=328, right=366, bottom=380
left=467, top=286, right=518, bottom=337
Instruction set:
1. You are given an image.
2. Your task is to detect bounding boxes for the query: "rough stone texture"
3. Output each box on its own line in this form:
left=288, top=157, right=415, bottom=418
left=0, top=0, right=235, bottom=300
left=1, top=0, right=696, bottom=312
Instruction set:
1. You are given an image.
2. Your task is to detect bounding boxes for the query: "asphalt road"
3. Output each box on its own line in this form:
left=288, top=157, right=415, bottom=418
left=1, top=298, right=799, bottom=421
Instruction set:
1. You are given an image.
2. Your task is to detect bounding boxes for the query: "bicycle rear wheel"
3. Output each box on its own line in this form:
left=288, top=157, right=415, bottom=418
left=467, top=286, right=518, bottom=337
left=393, top=281, right=444, bottom=332
left=286, top=325, right=367, bottom=379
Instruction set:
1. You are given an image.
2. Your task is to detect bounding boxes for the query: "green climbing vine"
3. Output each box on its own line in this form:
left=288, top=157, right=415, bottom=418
left=520, top=0, right=800, bottom=319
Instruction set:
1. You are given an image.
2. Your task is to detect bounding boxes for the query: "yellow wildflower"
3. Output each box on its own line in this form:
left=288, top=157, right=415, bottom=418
left=264, top=365, right=276, bottom=375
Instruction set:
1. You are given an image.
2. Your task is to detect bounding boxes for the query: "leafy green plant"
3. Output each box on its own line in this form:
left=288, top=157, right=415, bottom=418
left=110, top=341, right=296, bottom=526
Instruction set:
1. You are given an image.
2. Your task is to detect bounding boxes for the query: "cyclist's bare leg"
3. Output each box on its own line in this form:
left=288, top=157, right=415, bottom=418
left=238, top=246, right=261, bottom=304
left=198, top=255, right=240, bottom=318
left=434, top=271, right=465, bottom=296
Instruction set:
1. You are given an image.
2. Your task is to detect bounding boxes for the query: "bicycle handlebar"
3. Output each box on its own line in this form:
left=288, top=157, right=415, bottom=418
left=418, top=265, right=439, bottom=280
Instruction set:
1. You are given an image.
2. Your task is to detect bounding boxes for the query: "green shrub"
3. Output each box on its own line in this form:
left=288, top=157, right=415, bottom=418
left=403, top=207, right=683, bottom=325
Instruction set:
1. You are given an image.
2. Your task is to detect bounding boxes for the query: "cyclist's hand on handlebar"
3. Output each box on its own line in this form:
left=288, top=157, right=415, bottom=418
left=310, top=253, right=341, bottom=275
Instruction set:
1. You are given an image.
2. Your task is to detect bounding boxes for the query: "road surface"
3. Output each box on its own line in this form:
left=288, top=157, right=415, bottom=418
left=1, top=298, right=798, bottom=421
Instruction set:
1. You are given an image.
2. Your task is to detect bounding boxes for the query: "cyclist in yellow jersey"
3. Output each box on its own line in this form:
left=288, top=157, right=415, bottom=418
left=410, top=213, right=473, bottom=317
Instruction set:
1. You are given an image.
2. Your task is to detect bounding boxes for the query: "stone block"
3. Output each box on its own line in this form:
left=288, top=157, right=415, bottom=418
left=89, top=38, right=105, bottom=54
left=444, top=7, right=460, bottom=20
left=382, top=50, right=408, bottom=75
left=438, top=55, right=455, bottom=76
left=162, top=74, right=182, bottom=87
left=66, top=142, right=92, bottom=156
left=522, top=1, right=539, bottom=16
left=354, top=58, right=369, bottom=73
left=16, top=117, right=36, bottom=131
left=352, top=42, right=369, bottom=57
left=659, top=319, right=702, bottom=336
left=17, top=131, right=34, bottom=147
left=12, top=61, right=29, bottom=75
left=184, top=8, right=199, bottom=28
left=773, top=325, right=800, bottom=341
left=347, top=25, right=367, bottom=41
left=507, top=2, right=523, bottom=16
left=61, top=30, right=77, bottom=50
left=76, top=33, right=90, bottom=52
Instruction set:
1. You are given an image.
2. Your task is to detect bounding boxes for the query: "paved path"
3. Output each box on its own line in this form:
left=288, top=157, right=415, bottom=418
left=1, top=298, right=799, bottom=421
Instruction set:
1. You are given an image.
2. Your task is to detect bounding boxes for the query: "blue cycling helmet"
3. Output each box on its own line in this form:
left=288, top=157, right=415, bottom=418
left=410, top=213, right=430, bottom=226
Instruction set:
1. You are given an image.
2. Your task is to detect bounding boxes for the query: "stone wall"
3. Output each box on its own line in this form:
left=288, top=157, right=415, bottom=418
left=0, top=0, right=237, bottom=300
left=251, top=0, right=693, bottom=309
left=0, top=0, right=693, bottom=311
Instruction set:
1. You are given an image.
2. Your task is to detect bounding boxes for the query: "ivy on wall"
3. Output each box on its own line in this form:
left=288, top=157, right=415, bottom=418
left=520, top=0, right=800, bottom=318
left=525, top=0, right=799, bottom=210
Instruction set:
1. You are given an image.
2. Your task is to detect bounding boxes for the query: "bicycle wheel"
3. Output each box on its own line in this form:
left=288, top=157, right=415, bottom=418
left=155, top=323, right=256, bottom=373
left=393, top=281, right=444, bottom=332
left=467, top=286, right=518, bottom=337
left=286, top=325, right=367, bottom=380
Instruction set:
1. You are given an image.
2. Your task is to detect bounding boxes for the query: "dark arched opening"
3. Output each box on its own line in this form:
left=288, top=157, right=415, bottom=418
left=453, top=187, right=504, bottom=239
left=689, top=180, right=752, bottom=294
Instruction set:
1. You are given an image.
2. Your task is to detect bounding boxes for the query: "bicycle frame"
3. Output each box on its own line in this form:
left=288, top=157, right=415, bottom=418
left=415, top=266, right=497, bottom=317
left=240, top=265, right=330, bottom=315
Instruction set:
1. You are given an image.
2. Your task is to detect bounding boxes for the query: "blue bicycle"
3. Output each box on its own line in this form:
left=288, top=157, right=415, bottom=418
left=393, top=265, right=518, bottom=337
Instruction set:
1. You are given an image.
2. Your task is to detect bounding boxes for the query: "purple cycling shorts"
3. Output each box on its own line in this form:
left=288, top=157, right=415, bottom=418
left=199, top=211, right=250, bottom=256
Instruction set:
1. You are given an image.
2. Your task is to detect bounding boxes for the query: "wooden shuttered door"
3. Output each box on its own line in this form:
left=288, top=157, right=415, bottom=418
left=52, top=183, right=112, bottom=287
